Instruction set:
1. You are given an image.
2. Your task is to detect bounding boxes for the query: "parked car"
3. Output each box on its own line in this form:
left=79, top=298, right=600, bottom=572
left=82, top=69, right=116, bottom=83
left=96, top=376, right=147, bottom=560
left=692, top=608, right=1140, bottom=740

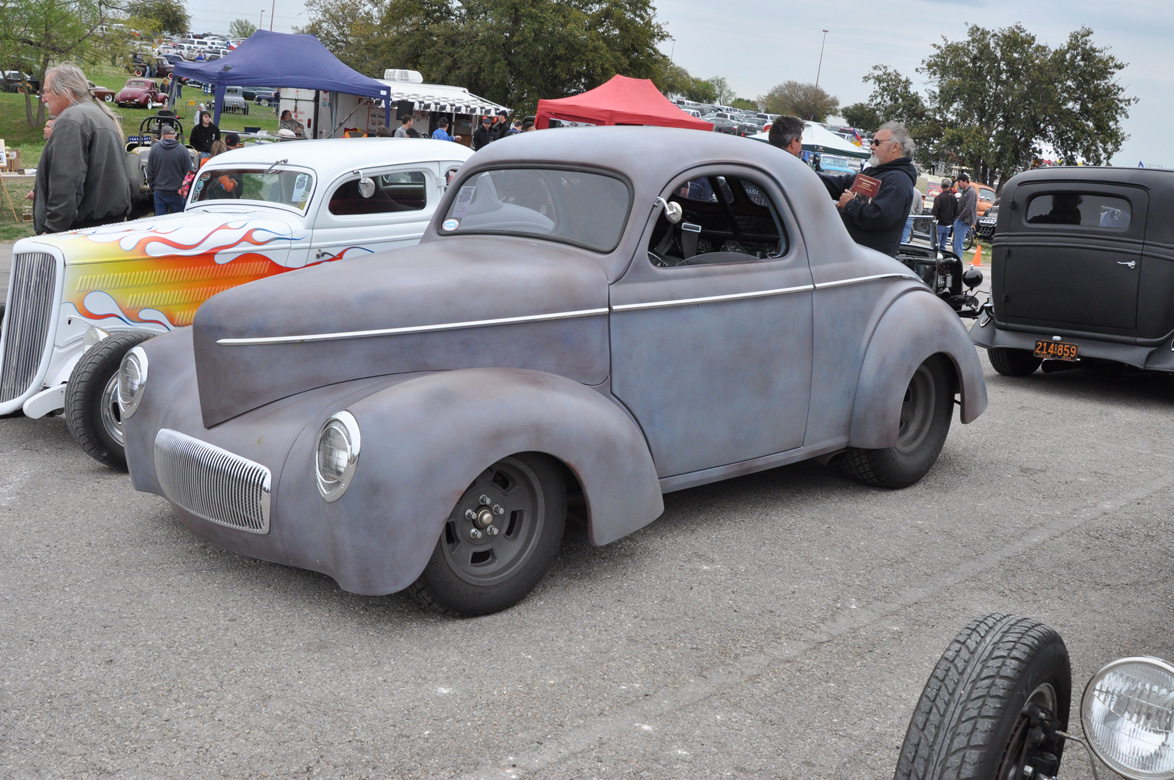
left=975, top=182, right=997, bottom=216
left=119, top=127, right=987, bottom=617
left=896, top=614, right=1174, bottom=780
left=86, top=80, right=116, bottom=103
left=975, top=201, right=998, bottom=239
left=252, top=89, right=278, bottom=106
left=115, top=77, right=164, bottom=108
left=818, top=154, right=857, bottom=174
left=971, top=167, right=1174, bottom=377
left=0, top=139, right=472, bottom=467
left=221, top=85, right=249, bottom=114
left=1, top=70, right=40, bottom=94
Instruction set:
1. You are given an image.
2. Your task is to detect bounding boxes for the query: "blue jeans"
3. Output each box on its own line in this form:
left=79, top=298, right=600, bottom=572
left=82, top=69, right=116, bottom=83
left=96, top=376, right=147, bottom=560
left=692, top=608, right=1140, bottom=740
left=936, top=224, right=952, bottom=253
left=154, top=190, right=186, bottom=215
left=902, top=217, right=914, bottom=243
left=952, top=219, right=969, bottom=257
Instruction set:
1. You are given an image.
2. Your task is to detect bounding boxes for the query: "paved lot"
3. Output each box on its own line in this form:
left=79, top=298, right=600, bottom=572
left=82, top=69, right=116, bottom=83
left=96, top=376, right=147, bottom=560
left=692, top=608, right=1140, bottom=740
left=1, top=242, right=1171, bottom=778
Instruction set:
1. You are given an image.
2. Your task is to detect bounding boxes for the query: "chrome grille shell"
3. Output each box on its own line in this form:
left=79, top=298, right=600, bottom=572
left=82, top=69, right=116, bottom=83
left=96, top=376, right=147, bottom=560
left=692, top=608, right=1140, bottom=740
left=154, top=428, right=272, bottom=534
left=1, top=252, right=59, bottom=405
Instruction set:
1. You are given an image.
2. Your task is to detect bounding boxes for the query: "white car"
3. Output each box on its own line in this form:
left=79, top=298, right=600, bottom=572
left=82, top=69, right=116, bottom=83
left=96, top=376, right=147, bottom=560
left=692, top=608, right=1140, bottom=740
left=0, top=138, right=471, bottom=467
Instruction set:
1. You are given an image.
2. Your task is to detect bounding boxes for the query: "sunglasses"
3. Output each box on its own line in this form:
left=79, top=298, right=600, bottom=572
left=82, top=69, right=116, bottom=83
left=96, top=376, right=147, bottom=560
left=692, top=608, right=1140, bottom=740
left=870, top=137, right=892, bottom=146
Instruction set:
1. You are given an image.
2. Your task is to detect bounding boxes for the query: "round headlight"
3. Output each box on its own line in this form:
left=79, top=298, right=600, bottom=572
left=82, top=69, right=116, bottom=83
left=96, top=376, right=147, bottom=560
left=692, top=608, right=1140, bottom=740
left=1082, top=656, right=1174, bottom=780
left=118, top=346, right=149, bottom=418
left=315, top=411, right=361, bottom=502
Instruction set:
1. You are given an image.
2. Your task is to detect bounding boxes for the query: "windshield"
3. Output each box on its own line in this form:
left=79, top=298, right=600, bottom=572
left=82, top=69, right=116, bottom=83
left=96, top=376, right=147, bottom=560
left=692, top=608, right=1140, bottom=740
left=440, top=168, right=630, bottom=253
left=191, top=168, right=315, bottom=211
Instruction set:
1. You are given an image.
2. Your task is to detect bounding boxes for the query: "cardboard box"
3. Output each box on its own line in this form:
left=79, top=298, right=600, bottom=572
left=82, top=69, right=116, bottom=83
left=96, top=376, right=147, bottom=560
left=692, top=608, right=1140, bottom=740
left=4, top=149, right=21, bottom=173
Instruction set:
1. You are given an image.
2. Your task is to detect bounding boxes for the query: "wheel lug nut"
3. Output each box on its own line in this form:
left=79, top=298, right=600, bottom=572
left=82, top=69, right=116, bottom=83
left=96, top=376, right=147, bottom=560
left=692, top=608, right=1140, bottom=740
left=465, top=509, right=478, bottom=521
left=479, top=494, right=492, bottom=506
left=486, top=525, right=499, bottom=536
left=469, top=528, right=483, bottom=540
left=493, top=504, right=504, bottom=515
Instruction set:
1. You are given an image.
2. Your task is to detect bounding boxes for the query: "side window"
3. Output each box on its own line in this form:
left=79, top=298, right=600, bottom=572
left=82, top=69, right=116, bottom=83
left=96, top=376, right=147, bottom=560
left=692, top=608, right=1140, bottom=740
left=649, top=174, right=788, bottom=267
left=328, top=171, right=428, bottom=216
left=1025, top=193, right=1131, bottom=229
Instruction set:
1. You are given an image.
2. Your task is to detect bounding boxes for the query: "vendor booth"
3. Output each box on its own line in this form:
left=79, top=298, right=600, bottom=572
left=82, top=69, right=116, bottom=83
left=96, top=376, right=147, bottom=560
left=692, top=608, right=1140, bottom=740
left=535, top=75, right=713, bottom=131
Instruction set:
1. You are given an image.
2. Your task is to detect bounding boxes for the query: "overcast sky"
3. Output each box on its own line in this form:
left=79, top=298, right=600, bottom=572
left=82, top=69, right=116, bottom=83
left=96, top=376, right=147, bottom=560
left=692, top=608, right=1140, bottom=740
left=187, top=0, right=1169, bottom=169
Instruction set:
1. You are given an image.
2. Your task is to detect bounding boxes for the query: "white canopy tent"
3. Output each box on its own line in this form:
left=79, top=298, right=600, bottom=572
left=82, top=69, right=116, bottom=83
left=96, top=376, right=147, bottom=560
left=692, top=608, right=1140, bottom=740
left=751, top=121, right=871, bottom=158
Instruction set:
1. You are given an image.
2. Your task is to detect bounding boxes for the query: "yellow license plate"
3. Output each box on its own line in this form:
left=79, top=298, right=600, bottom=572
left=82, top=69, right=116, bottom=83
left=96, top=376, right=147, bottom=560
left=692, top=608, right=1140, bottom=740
left=1034, top=340, right=1078, bottom=361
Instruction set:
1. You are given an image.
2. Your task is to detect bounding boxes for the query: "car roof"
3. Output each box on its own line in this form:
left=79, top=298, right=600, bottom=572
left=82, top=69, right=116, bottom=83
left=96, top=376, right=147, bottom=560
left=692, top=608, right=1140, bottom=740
left=200, top=138, right=473, bottom=179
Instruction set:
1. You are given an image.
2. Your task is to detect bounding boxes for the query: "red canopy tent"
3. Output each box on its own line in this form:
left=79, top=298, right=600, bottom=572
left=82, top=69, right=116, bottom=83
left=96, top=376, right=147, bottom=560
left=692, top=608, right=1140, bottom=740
left=535, top=75, right=714, bottom=131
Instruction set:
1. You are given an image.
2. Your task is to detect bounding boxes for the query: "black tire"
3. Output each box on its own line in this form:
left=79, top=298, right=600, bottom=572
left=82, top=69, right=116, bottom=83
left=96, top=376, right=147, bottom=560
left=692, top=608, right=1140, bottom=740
left=895, top=613, right=1071, bottom=780
left=989, top=348, right=1041, bottom=377
left=964, top=228, right=976, bottom=251
left=840, top=356, right=953, bottom=488
left=408, top=454, right=566, bottom=616
left=64, top=331, right=154, bottom=469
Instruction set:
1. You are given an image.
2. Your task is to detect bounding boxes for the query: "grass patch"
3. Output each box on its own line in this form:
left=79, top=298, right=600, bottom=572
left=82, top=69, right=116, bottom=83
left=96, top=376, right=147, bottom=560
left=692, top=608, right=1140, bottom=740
left=0, top=176, right=36, bottom=240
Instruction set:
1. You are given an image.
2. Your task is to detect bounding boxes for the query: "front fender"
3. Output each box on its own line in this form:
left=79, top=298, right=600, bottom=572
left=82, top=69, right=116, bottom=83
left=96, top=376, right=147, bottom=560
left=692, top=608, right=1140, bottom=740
left=849, top=290, right=987, bottom=449
left=296, top=368, right=663, bottom=594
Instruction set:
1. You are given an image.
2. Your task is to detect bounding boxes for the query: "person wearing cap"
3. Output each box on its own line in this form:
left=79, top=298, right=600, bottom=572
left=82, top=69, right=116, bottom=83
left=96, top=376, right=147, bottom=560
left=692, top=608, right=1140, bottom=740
left=145, top=122, right=193, bottom=215
left=931, top=178, right=958, bottom=252
left=522, top=118, right=535, bottom=132
left=493, top=109, right=511, bottom=140
left=953, top=172, right=978, bottom=258
left=223, top=132, right=242, bottom=150
left=472, top=115, right=495, bottom=150
left=431, top=117, right=462, bottom=142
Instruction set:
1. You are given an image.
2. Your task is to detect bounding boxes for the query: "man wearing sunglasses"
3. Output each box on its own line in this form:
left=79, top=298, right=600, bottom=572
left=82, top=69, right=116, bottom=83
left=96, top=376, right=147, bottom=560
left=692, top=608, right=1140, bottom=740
left=818, top=121, right=917, bottom=257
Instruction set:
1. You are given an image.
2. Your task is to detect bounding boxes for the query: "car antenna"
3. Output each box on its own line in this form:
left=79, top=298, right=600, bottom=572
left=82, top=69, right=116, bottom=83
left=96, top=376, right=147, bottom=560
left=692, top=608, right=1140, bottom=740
left=262, top=158, right=287, bottom=176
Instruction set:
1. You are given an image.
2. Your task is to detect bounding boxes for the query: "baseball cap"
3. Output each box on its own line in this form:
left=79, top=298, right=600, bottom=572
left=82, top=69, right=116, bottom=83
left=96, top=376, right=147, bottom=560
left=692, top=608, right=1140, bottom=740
left=482, top=116, right=492, bottom=123
left=224, top=132, right=241, bottom=147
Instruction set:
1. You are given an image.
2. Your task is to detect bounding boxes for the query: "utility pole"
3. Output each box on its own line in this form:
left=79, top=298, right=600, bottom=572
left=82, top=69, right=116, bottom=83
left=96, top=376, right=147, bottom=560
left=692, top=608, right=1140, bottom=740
left=815, top=29, right=829, bottom=88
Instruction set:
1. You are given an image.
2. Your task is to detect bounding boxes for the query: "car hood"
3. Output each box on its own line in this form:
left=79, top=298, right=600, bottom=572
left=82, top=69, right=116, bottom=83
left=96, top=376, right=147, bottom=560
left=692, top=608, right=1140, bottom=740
left=191, top=237, right=612, bottom=427
left=20, top=208, right=306, bottom=267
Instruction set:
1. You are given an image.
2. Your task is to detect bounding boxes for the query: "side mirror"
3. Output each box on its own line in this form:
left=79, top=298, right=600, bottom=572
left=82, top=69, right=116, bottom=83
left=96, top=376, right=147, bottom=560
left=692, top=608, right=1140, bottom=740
left=655, top=197, right=683, bottom=224
left=357, top=177, right=376, bottom=199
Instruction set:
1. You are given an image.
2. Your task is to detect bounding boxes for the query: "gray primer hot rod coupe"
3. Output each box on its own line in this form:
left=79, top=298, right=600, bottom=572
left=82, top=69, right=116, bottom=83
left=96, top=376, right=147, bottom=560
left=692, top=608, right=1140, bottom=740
left=121, top=127, right=988, bottom=615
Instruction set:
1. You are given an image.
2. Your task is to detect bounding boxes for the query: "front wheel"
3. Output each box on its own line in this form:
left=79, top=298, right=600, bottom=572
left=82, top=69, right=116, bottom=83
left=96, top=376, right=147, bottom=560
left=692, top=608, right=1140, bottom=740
left=989, top=348, right=1041, bottom=377
left=64, top=331, right=154, bottom=469
left=964, top=228, right=976, bottom=251
left=408, top=454, right=566, bottom=616
left=840, top=356, right=953, bottom=488
left=894, top=614, right=1071, bottom=780
left=103, top=93, right=113, bottom=103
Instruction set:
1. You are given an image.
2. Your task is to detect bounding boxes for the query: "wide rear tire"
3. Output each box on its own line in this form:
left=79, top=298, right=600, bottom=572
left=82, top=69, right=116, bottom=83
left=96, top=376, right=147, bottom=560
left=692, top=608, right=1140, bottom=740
left=64, top=331, right=154, bottom=469
left=840, top=356, right=953, bottom=488
left=408, top=454, right=565, bottom=616
left=989, top=348, right=1041, bottom=377
left=895, top=614, right=1071, bottom=780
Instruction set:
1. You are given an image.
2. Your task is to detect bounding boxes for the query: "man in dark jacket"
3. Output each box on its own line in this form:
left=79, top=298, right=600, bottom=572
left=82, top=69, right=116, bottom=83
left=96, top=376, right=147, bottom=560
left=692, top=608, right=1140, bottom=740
left=931, top=178, right=958, bottom=252
left=34, top=64, right=131, bottom=234
left=953, top=172, right=979, bottom=258
left=818, top=121, right=917, bottom=257
left=472, top=115, right=495, bottom=150
left=145, top=124, right=193, bottom=215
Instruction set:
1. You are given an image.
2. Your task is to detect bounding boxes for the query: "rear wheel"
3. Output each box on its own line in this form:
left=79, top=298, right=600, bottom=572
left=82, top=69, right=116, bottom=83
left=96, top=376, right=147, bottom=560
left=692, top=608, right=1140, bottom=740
left=894, top=614, right=1070, bottom=780
left=840, top=356, right=953, bottom=488
left=103, top=93, right=113, bottom=103
left=408, top=454, right=566, bottom=616
left=64, top=331, right=154, bottom=469
left=989, top=348, right=1041, bottom=377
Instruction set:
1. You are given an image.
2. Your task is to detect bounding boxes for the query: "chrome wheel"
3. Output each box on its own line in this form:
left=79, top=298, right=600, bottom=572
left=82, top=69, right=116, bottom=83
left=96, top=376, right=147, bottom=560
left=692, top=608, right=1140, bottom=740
left=99, top=372, right=125, bottom=447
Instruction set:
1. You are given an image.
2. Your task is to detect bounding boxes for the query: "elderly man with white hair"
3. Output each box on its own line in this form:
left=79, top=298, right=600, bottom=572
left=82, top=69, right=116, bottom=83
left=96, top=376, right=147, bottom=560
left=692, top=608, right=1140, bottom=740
left=818, top=120, right=918, bottom=257
left=34, top=63, right=131, bottom=234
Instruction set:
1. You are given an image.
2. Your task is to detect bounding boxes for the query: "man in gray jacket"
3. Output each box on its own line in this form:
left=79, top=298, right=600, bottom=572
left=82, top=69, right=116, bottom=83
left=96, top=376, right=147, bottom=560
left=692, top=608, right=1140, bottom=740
left=953, top=172, right=978, bottom=257
left=34, top=64, right=131, bottom=234
left=145, top=124, right=192, bottom=214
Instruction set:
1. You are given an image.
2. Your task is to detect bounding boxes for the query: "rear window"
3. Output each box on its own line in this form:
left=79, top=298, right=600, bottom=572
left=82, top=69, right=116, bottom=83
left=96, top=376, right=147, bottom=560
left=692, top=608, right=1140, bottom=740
left=440, top=168, right=630, bottom=252
left=1025, top=193, right=1131, bottom=229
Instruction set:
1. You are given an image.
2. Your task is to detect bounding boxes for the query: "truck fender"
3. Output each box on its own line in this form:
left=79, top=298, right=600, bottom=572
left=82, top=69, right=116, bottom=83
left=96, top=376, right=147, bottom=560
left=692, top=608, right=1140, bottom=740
left=849, top=290, right=988, bottom=449
left=338, top=368, right=664, bottom=592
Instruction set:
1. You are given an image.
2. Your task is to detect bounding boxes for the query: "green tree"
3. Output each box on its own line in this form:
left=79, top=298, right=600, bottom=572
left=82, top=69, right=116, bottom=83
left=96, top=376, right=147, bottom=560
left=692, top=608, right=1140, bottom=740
left=126, top=0, right=189, bottom=36
left=301, top=0, right=671, bottom=115
left=758, top=80, right=838, bottom=122
left=840, top=102, right=879, bottom=131
left=228, top=19, right=257, bottom=39
left=0, top=0, right=121, bottom=126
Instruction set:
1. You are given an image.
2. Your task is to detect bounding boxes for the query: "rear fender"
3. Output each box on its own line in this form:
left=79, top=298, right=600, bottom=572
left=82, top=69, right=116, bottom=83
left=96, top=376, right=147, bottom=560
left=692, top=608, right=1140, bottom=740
left=327, top=368, right=664, bottom=592
left=849, top=290, right=987, bottom=449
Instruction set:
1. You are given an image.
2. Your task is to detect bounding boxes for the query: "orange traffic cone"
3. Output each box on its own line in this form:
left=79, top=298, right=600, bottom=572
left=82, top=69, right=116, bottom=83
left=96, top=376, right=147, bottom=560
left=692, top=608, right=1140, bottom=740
left=972, top=243, right=983, bottom=267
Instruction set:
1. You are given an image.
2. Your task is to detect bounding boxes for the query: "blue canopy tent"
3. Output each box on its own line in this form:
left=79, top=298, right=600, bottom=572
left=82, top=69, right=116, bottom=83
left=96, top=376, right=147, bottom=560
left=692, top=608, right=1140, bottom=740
left=171, top=30, right=392, bottom=129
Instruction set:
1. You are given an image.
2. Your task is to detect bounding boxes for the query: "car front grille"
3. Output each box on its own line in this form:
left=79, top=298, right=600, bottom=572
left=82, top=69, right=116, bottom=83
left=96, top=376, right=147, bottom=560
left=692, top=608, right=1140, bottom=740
left=1, top=252, right=58, bottom=404
left=154, top=428, right=271, bottom=534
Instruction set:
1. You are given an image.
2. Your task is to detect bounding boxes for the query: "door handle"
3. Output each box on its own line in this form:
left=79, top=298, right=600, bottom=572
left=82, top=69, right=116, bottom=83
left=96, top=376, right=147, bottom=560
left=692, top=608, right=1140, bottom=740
left=1118, top=261, right=1136, bottom=269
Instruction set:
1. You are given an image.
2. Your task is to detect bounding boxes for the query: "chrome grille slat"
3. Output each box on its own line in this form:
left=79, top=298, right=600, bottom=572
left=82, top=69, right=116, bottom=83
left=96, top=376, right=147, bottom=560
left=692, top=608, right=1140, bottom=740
left=1, top=252, right=58, bottom=403
left=154, top=429, right=271, bottom=534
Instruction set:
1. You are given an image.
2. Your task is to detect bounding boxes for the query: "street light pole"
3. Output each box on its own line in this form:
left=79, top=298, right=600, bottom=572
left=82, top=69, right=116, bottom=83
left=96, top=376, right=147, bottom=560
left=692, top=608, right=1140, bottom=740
left=259, top=9, right=265, bottom=29
left=815, top=29, right=829, bottom=88
left=269, top=0, right=275, bottom=30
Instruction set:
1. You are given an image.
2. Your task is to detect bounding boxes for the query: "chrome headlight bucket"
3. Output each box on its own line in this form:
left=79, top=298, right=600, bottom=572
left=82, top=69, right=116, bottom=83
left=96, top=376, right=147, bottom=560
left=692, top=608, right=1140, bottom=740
left=315, top=411, right=361, bottom=502
left=1081, top=656, right=1174, bottom=780
left=117, top=346, right=149, bottom=419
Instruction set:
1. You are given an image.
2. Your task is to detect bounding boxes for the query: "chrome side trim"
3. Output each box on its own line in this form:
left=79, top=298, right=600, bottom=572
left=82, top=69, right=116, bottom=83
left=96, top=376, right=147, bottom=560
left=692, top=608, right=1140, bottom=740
left=814, top=273, right=915, bottom=289
left=218, top=307, right=609, bottom=346
left=154, top=428, right=272, bottom=534
left=612, top=284, right=814, bottom=312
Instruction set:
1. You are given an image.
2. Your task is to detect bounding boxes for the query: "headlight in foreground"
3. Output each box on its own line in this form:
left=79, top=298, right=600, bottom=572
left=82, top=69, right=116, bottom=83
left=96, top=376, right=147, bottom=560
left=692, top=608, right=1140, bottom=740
left=315, top=411, right=361, bottom=502
left=1082, top=656, right=1174, bottom=780
left=117, top=346, right=149, bottom=419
